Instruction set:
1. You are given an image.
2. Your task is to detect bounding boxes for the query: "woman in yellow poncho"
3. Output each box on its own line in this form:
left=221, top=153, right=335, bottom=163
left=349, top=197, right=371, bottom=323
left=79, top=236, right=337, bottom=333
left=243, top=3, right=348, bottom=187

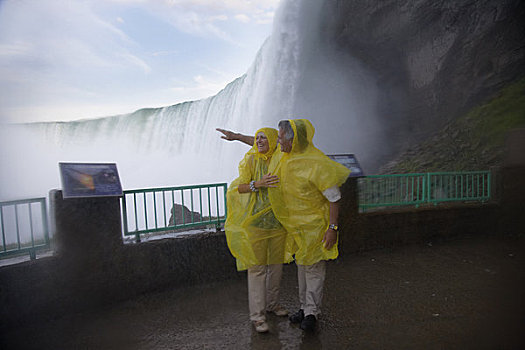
left=224, top=127, right=294, bottom=333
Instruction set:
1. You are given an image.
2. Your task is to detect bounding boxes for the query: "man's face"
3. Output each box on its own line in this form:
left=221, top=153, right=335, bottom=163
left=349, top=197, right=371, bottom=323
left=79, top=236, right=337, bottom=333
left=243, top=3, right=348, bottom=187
left=278, top=128, right=293, bottom=153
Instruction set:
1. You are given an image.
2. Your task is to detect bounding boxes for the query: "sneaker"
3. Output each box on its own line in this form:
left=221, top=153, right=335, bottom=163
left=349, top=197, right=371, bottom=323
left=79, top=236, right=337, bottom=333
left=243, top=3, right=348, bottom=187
left=289, top=309, right=304, bottom=324
left=300, top=314, right=316, bottom=332
left=267, top=304, right=289, bottom=317
left=253, top=320, right=269, bottom=333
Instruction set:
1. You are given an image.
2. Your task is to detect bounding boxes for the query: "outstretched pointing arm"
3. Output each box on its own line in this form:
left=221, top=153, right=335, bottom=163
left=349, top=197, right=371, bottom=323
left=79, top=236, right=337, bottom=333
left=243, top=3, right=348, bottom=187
left=216, top=128, right=254, bottom=146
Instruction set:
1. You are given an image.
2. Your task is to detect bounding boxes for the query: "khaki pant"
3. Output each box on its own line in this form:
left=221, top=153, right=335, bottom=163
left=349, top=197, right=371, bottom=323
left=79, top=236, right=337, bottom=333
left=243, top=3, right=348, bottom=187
left=297, top=260, right=326, bottom=317
left=247, top=264, right=283, bottom=322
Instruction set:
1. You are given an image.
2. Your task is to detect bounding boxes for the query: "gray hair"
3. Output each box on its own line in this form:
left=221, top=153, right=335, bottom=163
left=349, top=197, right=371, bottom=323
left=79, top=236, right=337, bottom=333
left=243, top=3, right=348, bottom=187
left=278, top=120, right=294, bottom=141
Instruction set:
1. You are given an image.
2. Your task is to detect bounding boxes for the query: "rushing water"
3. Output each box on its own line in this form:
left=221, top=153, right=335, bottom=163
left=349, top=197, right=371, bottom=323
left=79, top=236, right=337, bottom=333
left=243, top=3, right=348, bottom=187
left=0, top=0, right=383, bottom=201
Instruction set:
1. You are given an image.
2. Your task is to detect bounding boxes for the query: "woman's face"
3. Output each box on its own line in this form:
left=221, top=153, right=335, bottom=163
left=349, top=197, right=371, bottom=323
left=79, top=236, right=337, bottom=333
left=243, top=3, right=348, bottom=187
left=256, top=132, right=269, bottom=153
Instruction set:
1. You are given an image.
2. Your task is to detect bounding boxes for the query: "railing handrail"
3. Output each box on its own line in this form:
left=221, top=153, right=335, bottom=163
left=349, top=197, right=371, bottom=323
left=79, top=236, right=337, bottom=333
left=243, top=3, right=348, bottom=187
left=360, top=173, right=427, bottom=178
left=0, top=197, right=47, bottom=206
left=426, top=170, right=490, bottom=175
left=123, top=182, right=228, bottom=194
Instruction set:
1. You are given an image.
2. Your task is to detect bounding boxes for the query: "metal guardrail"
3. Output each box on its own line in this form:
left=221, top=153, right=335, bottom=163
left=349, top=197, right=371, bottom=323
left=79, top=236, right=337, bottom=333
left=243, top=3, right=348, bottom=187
left=426, top=171, right=491, bottom=204
left=0, top=172, right=491, bottom=253
left=358, top=173, right=427, bottom=210
left=121, top=183, right=227, bottom=242
left=358, top=171, right=491, bottom=211
left=0, top=197, right=50, bottom=259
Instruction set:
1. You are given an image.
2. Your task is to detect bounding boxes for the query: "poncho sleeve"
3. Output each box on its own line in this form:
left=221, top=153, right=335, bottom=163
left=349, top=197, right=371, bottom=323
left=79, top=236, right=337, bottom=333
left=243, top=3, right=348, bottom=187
left=308, top=153, right=351, bottom=192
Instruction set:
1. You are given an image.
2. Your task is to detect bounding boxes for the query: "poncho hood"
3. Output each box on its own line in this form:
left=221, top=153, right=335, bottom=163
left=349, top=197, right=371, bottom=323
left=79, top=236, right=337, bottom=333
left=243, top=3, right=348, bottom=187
left=247, top=127, right=278, bottom=160
left=289, top=119, right=315, bottom=155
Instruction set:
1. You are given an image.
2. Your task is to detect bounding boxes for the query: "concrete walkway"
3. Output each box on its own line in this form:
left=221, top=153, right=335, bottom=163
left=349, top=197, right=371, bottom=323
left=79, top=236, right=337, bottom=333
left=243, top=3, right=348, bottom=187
left=2, top=235, right=524, bottom=349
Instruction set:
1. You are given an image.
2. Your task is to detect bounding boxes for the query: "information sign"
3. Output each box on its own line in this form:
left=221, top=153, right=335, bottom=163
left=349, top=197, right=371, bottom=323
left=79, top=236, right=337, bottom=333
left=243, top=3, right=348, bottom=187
left=59, top=162, right=123, bottom=198
left=327, top=154, right=364, bottom=177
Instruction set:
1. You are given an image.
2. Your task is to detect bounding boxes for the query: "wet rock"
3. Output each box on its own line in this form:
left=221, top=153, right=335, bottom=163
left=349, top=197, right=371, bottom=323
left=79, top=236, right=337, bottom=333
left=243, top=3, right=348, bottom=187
left=329, top=0, right=525, bottom=169
left=168, top=204, right=203, bottom=227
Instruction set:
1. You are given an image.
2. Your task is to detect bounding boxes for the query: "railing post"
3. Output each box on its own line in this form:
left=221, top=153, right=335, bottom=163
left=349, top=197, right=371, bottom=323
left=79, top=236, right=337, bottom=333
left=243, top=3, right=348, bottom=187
left=487, top=171, right=491, bottom=201
left=499, top=128, right=525, bottom=235
left=339, top=177, right=359, bottom=254
left=215, top=185, right=220, bottom=230
left=0, top=206, right=5, bottom=253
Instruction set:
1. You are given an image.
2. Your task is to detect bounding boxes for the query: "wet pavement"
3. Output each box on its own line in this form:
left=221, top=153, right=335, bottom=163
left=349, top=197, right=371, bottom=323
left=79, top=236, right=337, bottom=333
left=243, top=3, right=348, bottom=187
left=2, top=235, right=524, bottom=349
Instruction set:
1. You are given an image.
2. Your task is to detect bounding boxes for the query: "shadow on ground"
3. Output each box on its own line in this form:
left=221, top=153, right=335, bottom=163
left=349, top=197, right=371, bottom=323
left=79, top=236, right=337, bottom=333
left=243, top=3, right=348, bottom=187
left=1, top=235, right=524, bottom=349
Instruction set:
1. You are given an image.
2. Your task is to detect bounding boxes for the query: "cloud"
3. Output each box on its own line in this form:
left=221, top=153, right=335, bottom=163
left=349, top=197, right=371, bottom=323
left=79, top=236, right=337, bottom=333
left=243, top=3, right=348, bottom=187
left=169, top=73, right=232, bottom=102
left=132, top=0, right=278, bottom=41
left=0, top=0, right=279, bottom=123
left=234, top=14, right=250, bottom=23
left=119, top=53, right=152, bottom=74
left=151, top=50, right=179, bottom=57
left=255, top=11, right=275, bottom=24
left=0, top=42, right=32, bottom=58
left=0, top=1, right=141, bottom=70
left=0, top=0, right=154, bottom=122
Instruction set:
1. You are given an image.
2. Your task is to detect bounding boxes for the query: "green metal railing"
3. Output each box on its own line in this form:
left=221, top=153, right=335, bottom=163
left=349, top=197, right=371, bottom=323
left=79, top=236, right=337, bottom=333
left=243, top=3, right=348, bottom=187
left=426, top=171, right=491, bottom=204
left=121, top=183, right=227, bottom=242
left=358, top=171, right=491, bottom=211
left=0, top=197, right=50, bottom=260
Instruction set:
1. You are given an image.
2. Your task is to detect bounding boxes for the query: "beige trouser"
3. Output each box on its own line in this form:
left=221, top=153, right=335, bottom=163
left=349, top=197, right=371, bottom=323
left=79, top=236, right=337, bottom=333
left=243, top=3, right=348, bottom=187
left=297, top=260, right=326, bottom=317
left=247, top=264, right=283, bottom=322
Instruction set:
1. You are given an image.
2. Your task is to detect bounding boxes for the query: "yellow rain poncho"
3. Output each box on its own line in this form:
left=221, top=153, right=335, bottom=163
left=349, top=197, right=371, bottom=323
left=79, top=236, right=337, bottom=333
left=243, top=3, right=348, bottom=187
left=269, top=119, right=350, bottom=265
left=225, top=128, right=294, bottom=271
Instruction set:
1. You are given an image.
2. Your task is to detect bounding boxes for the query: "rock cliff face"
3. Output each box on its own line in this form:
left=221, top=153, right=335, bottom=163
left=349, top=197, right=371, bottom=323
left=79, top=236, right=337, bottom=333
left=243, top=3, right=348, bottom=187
left=322, top=0, right=525, bottom=153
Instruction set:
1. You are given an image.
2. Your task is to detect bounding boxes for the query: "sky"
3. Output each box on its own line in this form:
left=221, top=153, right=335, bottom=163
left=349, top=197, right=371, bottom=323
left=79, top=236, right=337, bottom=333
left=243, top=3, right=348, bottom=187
left=0, top=0, right=279, bottom=123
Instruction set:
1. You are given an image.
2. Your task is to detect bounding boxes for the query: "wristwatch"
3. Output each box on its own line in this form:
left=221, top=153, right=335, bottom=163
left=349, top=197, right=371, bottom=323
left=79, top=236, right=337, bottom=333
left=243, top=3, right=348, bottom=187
left=328, top=224, right=339, bottom=231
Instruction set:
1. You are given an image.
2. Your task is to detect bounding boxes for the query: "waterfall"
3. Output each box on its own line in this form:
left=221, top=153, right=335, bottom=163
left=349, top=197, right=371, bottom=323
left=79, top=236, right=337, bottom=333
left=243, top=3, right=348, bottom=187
left=0, top=0, right=383, bottom=201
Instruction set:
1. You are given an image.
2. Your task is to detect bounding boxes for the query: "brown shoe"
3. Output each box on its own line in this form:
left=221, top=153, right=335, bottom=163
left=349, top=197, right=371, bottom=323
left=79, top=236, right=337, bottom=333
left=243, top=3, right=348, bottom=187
left=267, top=304, right=289, bottom=317
left=253, top=320, right=269, bottom=333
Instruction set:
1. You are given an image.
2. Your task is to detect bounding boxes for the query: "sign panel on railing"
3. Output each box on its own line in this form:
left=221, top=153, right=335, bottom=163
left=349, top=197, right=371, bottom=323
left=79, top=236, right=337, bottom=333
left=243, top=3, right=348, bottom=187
left=59, top=162, right=123, bottom=198
left=328, top=154, right=364, bottom=177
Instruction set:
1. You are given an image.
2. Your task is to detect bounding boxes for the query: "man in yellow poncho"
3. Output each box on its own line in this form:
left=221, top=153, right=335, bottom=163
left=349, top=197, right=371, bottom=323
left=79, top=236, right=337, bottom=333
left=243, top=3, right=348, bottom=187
left=223, top=127, right=295, bottom=333
left=268, top=119, right=350, bottom=332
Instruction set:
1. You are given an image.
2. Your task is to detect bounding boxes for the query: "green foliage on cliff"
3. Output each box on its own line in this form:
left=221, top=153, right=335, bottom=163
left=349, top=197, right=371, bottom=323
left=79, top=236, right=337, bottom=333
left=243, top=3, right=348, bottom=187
left=383, top=78, right=525, bottom=174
